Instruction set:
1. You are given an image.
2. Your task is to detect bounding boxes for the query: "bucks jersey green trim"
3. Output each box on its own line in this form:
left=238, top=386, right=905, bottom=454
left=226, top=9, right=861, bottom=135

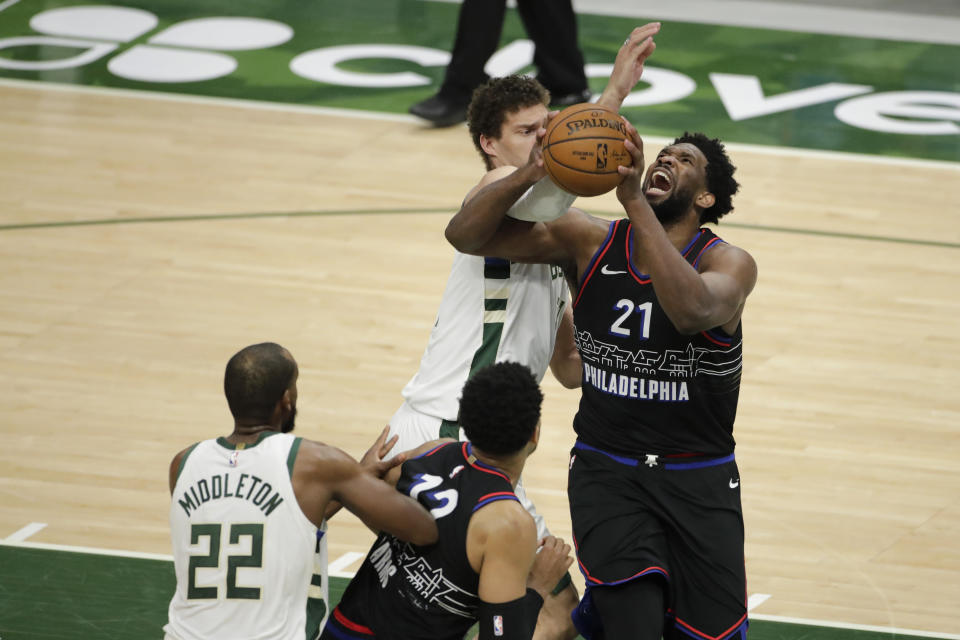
left=468, top=258, right=509, bottom=379
left=305, top=594, right=327, bottom=640
left=215, top=430, right=281, bottom=450
left=287, top=437, right=303, bottom=478
left=439, top=419, right=460, bottom=440
left=469, top=321, right=505, bottom=374
left=175, top=442, right=200, bottom=485
left=484, top=298, right=507, bottom=311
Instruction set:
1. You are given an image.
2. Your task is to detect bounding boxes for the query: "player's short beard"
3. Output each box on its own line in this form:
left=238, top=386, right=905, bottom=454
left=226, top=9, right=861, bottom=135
left=281, top=407, right=297, bottom=433
left=650, top=184, right=695, bottom=227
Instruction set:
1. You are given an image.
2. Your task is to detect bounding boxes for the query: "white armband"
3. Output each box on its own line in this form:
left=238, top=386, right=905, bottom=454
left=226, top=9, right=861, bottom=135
left=506, top=177, right=576, bottom=223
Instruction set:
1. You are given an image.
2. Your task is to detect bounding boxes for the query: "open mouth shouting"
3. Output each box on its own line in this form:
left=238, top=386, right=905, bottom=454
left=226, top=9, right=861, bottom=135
left=644, top=167, right=674, bottom=199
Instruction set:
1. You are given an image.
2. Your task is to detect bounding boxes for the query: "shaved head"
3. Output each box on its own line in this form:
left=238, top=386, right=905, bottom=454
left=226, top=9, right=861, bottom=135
left=223, top=343, right=297, bottom=424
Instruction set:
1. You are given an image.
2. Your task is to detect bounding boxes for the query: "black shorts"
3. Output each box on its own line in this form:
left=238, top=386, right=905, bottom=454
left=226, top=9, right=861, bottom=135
left=568, top=440, right=747, bottom=640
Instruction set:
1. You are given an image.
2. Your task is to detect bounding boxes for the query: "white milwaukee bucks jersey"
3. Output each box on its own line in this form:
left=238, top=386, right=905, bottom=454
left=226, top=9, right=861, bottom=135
left=164, top=432, right=327, bottom=640
left=402, top=253, right=569, bottom=420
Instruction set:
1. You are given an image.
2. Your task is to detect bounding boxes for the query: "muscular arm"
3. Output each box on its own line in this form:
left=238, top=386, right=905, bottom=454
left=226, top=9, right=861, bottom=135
left=617, top=125, right=757, bottom=335
left=292, top=441, right=438, bottom=546
left=469, top=501, right=538, bottom=603
left=549, top=305, right=581, bottom=389
left=468, top=502, right=573, bottom=640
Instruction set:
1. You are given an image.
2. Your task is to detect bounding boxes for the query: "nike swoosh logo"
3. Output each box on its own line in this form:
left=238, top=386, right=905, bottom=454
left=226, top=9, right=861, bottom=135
left=601, top=264, right=626, bottom=275
left=729, top=479, right=740, bottom=489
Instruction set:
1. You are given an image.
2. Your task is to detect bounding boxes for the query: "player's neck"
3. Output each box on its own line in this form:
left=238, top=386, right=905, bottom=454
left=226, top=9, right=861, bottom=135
left=227, top=423, right=277, bottom=444
left=664, top=216, right=702, bottom=251
left=471, top=448, right=524, bottom=488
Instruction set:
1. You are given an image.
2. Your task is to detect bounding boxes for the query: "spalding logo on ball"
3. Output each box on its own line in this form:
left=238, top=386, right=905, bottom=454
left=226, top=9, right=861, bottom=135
left=542, top=103, right=632, bottom=197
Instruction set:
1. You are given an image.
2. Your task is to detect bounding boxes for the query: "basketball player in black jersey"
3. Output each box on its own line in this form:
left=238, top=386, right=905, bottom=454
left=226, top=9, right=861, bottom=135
left=445, top=117, right=757, bottom=639
left=322, top=362, right=574, bottom=640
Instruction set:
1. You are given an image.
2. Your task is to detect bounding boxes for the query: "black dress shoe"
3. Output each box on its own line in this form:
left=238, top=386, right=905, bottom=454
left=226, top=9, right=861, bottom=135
left=409, top=94, right=468, bottom=127
left=550, top=89, right=594, bottom=108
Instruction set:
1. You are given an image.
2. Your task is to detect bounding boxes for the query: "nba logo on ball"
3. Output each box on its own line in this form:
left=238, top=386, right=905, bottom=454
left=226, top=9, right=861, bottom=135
left=493, top=615, right=503, bottom=636
left=542, top=102, right=632, bottom=197
left=596, top=143, right=608, bottom=169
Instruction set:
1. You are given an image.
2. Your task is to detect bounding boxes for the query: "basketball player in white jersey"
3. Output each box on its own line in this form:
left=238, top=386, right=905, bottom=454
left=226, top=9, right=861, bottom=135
left=164, top=342, right=438, bottom=640
left=387, top=24, right=661, bottom=639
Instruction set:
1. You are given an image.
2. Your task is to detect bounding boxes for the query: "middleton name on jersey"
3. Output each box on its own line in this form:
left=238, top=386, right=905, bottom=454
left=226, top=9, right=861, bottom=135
left=175, top=472, right=285, bottom=517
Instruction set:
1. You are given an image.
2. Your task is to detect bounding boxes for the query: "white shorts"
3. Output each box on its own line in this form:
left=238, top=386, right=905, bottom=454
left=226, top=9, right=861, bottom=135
left=387, top=402, right=551, bottom=541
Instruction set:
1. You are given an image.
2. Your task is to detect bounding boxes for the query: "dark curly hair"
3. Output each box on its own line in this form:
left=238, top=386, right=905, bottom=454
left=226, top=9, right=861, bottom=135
left=467, top=75, right=550, bottom=170
left=459, top=362, right=543, bottom=456
left=673, top=132, right=740, bottom=224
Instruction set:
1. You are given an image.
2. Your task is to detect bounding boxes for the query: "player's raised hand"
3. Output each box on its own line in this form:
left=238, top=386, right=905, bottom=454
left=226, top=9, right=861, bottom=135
left=520, top=120, right=550, bottom=181
left=616, top=118, right=647, bottom=204
left=360, top=425, right=405, bottom=478
left=527, top=536, right=574, bottom=599
left=600, top=23, right=661, bottom=108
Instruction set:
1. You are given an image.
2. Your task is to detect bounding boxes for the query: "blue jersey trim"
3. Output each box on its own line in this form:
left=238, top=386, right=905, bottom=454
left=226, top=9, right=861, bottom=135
left=573, top=440, right=638, bottom=466
left=663, top=453, right=735, bottom=470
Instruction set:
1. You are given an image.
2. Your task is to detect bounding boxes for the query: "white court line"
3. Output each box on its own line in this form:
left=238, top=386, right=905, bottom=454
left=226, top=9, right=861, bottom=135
left=1, top=77, right=957, bottom=172
left=0, top=0, right=23, bottom=13
left=3, top=537, right=959, bottom=639
left=747, top=593, right=771, bottom=611
left=750, top=614, right=960, bottom=640
left=4, top=522, right=47, bottom=543
left=1, top=538, right=174, bottom=561
left=328, top=551, right=366, bottom=578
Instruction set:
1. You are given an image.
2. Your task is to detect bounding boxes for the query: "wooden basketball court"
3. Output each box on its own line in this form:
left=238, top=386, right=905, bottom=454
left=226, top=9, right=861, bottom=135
left=1, top=81, right=958, bottom=634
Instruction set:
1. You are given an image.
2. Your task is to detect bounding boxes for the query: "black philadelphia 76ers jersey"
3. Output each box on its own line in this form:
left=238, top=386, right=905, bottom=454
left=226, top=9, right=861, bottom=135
left=571, top=219, right=743, bottom=456
left=329, top=441, right=519, bottom=640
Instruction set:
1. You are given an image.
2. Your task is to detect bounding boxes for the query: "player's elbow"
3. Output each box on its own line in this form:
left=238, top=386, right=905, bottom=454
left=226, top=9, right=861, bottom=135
left=554, top=365, right=583, bottom=389
left=444, top=219, right=485, bottom=255
left=668, top=304, right=715, bottom=335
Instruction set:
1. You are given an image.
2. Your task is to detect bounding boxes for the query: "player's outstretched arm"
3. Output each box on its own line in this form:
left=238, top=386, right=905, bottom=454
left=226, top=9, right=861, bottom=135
left=596, top=23, right=661, bottom=112
left=616, top=122, right=757, bottom=334
left=293, top=441, right=439, bottom=546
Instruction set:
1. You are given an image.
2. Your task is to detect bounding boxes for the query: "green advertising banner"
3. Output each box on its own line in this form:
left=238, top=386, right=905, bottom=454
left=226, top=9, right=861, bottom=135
left=0, top=0, right=957, bottom=161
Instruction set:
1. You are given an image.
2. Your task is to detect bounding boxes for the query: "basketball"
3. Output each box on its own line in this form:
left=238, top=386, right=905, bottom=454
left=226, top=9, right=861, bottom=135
left=541, top=103, right=632, bottom=197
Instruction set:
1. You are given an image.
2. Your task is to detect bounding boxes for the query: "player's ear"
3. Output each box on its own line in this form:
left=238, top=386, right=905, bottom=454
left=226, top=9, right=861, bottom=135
left=531, top=420, right=541, bottom=446
left=277, top=389, right=294, bottom=416
left=479, top=133, right=498, bottom=158
left=696, top=191, right=715, bottom=210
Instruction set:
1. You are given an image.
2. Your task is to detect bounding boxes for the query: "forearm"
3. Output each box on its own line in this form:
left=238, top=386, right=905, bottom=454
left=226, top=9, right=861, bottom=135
left=372, top=494, right=439, bottom=546
left=596, top=84, right=630, bottom=112
left=446, top=170, right=539, bottom=253
left=477, top=590, right=544, bottom=640
left=622, top=198, right=716, bottom=333
left=549, top=309, right=582, bottom=389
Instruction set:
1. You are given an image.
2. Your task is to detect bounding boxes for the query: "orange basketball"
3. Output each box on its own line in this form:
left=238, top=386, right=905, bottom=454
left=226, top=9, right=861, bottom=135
left=541, top=103, right=631, bottom=197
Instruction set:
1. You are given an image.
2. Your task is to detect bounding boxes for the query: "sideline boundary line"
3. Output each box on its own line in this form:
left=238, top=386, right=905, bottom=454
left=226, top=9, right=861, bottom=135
left=3, top=538, right=959, bottom=640
left=2, top=78, right=958, bottom=172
